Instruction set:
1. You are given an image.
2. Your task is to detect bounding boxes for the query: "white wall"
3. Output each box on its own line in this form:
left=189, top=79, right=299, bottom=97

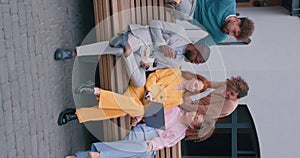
left=218, top=6, right=300, bottom=158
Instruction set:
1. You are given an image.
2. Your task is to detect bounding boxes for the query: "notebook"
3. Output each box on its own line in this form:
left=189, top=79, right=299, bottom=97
left=144, top=101, right=165, bottom=130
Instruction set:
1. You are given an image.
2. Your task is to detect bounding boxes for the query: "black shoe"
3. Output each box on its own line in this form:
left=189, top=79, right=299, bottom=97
left=54, top=48, right=74, bottom=60
left=57, top=108, right=77, bottom=126
left=75, top=80, right=95, bottom=95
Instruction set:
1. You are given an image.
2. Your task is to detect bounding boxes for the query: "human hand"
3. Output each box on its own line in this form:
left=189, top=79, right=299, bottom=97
left=131, top=117, right=139, bottom=126
left=160, top=45, right=176, bottom=58
left=94, top=87, right=101, bottom=96
left=144, top=91, right=153, bottom=101
left=146, top=141, right=153, bottom=152
left=140, top=60, right=151, bottom=70
left=197, top=96, right=211, bottom=105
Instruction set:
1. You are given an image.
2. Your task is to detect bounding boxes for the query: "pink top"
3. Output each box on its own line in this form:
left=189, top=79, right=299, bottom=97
left=149, top=107, right=187, bottom=150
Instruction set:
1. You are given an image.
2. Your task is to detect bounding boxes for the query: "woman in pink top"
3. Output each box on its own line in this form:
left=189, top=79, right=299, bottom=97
left=65, top=106, right=215, bottom=158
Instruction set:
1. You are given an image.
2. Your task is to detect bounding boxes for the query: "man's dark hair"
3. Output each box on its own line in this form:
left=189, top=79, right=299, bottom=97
left=227, top=76, right=249, bottom=98
left=236, top=17, right=254, bottom=41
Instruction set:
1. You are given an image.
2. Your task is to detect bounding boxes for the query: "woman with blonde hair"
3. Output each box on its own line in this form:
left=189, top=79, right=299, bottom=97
left=65, top=106, right=215, bottom=158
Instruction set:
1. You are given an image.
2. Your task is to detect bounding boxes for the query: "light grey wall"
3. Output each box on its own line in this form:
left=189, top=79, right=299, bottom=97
left=218, top=6, right=300, bottom=158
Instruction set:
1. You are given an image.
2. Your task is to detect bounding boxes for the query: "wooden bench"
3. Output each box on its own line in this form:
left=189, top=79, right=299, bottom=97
left=92, top=0, right=181, bottom=157
left=236, top=0, right=255, bottom=7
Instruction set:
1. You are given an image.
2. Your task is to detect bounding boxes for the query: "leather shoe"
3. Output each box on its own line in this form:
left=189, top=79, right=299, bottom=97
left=57, top=108, right=77, bottom=126
left=54, top=48, right=74, bottom=60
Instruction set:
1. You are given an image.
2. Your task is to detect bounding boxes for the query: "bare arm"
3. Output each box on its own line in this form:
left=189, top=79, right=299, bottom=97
left=148, top=123, right=186, bottom=151
left=180, top=92, right=212, bottom=115
left=180, top=102, right=208, bottom=115
left=208, top=81, right=226, bottom=89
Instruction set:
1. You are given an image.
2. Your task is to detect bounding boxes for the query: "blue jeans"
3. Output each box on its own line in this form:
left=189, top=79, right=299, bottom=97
left=109, top=31, right=129, bottom=48
left=75, top=124, right=158, bottom=158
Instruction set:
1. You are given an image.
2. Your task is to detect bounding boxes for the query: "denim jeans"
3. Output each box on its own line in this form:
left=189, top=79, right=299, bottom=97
left=75, top=124, right=158, bottom=158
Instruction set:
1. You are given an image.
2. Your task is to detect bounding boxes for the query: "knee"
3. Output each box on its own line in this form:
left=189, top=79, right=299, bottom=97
left=132, top=79, right=146, bottom=88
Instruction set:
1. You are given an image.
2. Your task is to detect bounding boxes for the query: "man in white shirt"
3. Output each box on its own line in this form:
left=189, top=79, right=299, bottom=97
left=54, top=20, right=210, bottom=88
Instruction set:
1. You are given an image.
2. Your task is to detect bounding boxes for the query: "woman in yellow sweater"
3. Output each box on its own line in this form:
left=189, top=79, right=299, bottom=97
left=58, top=68, right=208, bottom=125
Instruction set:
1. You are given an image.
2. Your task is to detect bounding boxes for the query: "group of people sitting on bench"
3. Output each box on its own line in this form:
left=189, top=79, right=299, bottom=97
left=54, top=0, right=254, bottom=158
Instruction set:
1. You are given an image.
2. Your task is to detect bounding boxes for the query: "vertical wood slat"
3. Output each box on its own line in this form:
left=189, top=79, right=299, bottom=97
left=93, top=0, right=101, bottom=41
left=158, top=0, right=165, bottom=20
left=165, top=147, right=171, bottom=158
left=130, top=0, right=136, bottom=24
left=155, top=152, right=160, bottom=158
left=152, top=0, right=159, bottom=20
left=135, top=0, right=142, bottom=24
left=141, top=0, right=148, bottom=25
left=120, top=0, right=132, bottom=29
left=92, top=0, right=180, bottom=157
left=111, top=0, right=121, bottom=36
left=176, top=141, right=182, bottom=158
left=147, top=0, right=153, bottom=24
left=172, top=143, right=177, bottom=157
left=160, top=148, right=165, bottom=157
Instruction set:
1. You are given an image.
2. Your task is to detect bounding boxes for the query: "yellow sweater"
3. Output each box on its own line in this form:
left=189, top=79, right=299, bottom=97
left=76, top=68, right=185, bottom=123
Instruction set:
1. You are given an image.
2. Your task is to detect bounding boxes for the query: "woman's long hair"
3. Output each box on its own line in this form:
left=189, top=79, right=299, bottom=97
left=181, top=71, right=209, bottom=96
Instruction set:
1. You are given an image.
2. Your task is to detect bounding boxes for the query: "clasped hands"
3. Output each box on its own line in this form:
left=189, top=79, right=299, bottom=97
left=160, top=45, right=176, bottom=59
left=144, top=90, right=153, bottom=101
left=140, top=45, right=176, bottom=69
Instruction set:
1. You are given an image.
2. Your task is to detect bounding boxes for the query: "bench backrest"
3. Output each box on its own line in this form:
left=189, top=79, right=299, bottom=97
left=93, top=0, right=181, bottom=157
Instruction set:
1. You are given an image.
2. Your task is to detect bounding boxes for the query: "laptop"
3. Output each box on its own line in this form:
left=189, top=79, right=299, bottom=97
left=144, top=101, right=165, bottom=130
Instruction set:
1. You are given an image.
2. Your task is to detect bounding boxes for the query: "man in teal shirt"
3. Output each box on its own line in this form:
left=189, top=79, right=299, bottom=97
left=166, top=0, right=255, bottom=44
